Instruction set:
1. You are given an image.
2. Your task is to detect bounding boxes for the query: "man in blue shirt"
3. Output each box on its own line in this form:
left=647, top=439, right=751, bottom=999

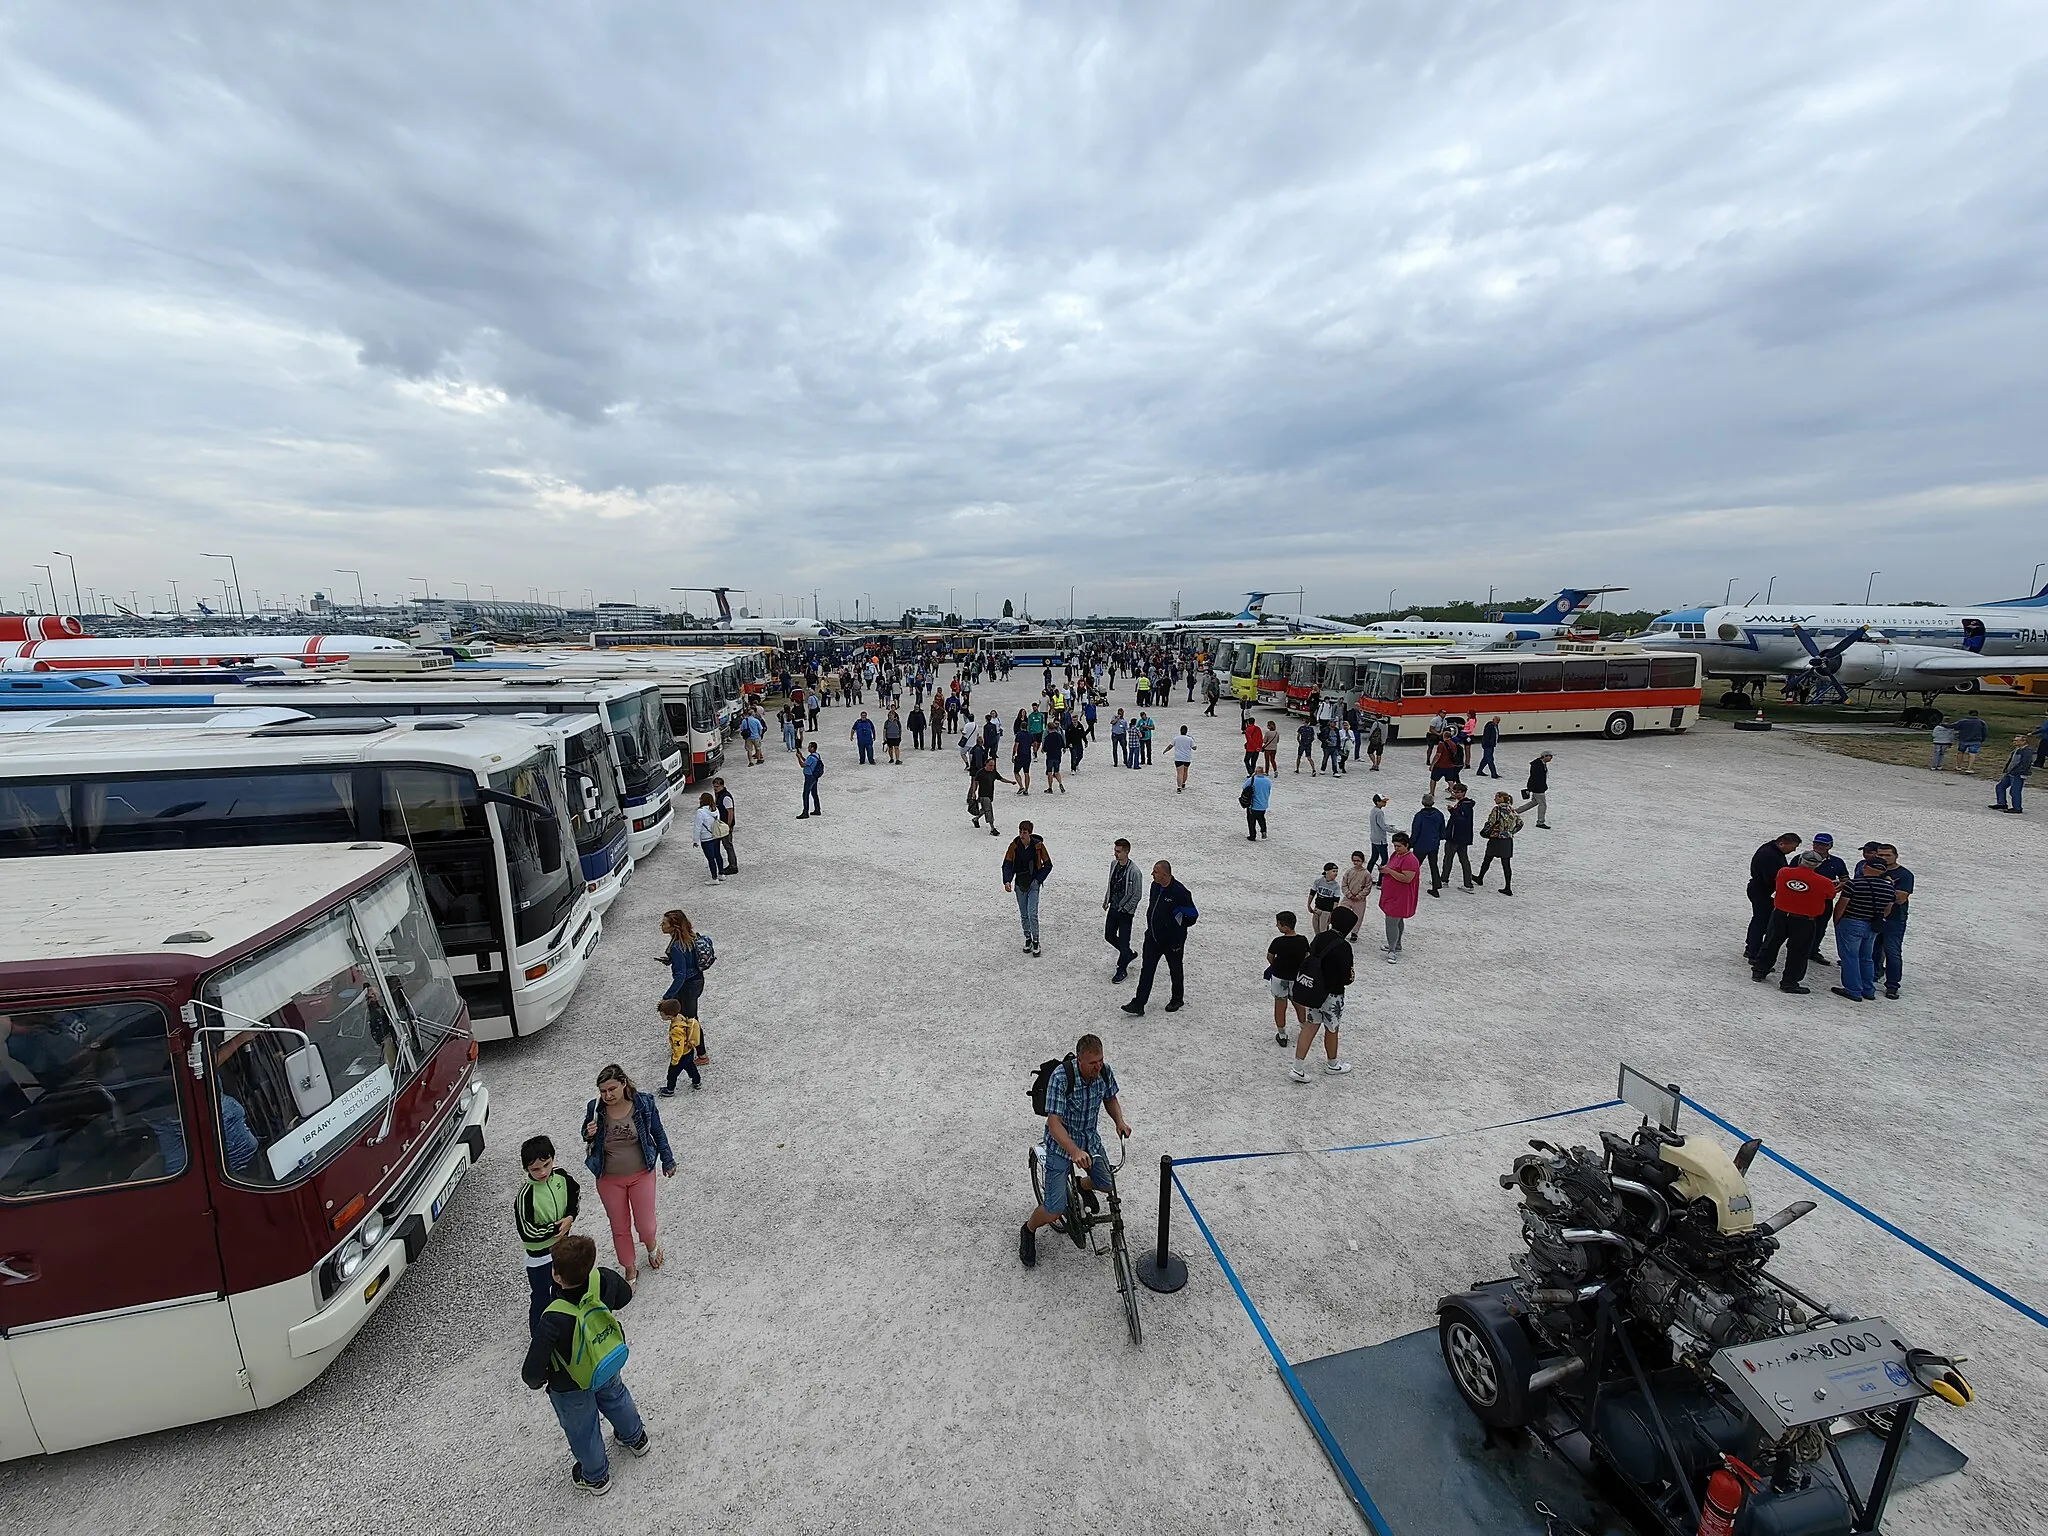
left=849, top=712, right=877, bottom=765
left=1410, top=794, right=1447, bottom=896
left=798, top=743, right=823, bottom=818
left=1952, top=709, right=1988, bottom=773
left=1805, top=833, right=1848, bottom=967
left=1241, top=764, right=1273, bottom=839
left=1020, top=1033, right=1130, bottom=1268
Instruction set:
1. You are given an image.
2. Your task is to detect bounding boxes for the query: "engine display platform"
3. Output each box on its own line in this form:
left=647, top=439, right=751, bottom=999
left=1290, top=1329, right=1967, bottom=1535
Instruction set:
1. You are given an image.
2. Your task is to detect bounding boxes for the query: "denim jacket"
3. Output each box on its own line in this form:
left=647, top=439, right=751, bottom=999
left=583, top=1091, right=677, bottom=1177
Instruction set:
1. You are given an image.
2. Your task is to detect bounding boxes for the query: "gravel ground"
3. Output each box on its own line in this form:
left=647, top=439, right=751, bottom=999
left=3, top=678, right=2042, bottom=1534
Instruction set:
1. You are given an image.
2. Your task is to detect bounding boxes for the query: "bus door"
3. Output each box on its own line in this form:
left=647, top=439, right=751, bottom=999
left=377, top=768, right=515, bottom=1029
left=0, top=992, right=253, bottom=1454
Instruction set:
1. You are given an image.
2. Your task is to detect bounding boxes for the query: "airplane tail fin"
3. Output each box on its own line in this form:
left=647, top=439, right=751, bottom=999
left=713, top=588, right=734, bottom=624
left=1978, top=582, right=2048, bottom=608
left=1240, top=591, right=1270, bottom=620
left=1500, top=589, right=1588, bottom=624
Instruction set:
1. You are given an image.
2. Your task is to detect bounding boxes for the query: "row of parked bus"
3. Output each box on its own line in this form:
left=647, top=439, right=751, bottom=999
left=0, top=640, right=795, bottom=1459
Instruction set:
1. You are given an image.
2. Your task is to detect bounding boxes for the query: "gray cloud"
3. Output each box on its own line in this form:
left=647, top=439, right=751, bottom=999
left=3, top=1, right=2045, bottom=619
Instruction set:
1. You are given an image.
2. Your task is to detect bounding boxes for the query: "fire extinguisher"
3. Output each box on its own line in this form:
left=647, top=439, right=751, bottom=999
left=1697, top=1455, right=1764, bottom=1536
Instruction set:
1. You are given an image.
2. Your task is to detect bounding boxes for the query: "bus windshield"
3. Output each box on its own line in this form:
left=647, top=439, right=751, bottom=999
left=204, top=905, right=414, bottom=1188
left=604, top=696, right=659, bottom=797
left=643, top=688, right=681, bottom=771
left=490, top=754, right=578, bottom=946
left=561, top=723, right=624, bottom=856
left=688, top=681, right=716, bottom=735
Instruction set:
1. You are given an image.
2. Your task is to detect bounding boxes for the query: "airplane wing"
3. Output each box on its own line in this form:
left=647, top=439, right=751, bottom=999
left=1906, top=653, right=2048, bottom=676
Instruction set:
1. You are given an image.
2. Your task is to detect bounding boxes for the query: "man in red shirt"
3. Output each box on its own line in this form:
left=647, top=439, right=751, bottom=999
left=1243, top=718, right=1264, bottom=775
left=1751, top=860, right=1834, bottom=993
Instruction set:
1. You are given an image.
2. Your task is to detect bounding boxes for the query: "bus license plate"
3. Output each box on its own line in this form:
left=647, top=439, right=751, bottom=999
left=431, top=1162, right=465, bottom=1222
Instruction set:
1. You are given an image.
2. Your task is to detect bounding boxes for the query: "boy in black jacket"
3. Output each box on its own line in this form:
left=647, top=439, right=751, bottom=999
left=514, top=1136, right=581, bottom=1334
left=521, top=1234, right=650, bottom=1496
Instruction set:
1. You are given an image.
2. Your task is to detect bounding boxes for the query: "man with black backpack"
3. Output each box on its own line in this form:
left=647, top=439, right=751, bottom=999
left=1020, top=1033, right=1131, bottom=1268
left=521, top=1233, right=650, bottom=1496
left=1288, top=906, right=1357, bottom=1083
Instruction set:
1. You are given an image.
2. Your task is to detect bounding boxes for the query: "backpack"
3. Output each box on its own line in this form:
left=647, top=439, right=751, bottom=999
left=1029, top=1055, right=1078, bottom=1116
left=695, top=933, right=716, bottom=971
left=1240, top=781, right=1256, bottom=809
left=546, top=1272, right=629, bottom=1390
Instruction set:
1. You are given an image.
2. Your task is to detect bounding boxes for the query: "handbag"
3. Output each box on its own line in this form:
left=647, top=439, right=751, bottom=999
left=712, top=818, right=731, bottom=839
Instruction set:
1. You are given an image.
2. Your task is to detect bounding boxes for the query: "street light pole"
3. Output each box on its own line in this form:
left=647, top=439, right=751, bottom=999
left=52, top=551, right=82, bottom=616
left=35, top=564, right=57, bottom=615
left=336, top=569, right=366, bottom=611
left=1865, top=571, right=1881, bottom=604
left=201, top=553, right=244, bottom=616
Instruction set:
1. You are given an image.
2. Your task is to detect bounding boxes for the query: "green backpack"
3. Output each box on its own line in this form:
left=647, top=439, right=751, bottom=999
left=546, top=1272, right=629, bottom=1390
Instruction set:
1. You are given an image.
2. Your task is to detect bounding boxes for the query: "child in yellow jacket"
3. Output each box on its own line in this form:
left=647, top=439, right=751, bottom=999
left=659, top=997, right=702, bottom=1095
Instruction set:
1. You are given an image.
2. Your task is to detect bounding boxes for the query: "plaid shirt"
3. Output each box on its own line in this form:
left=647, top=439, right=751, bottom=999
left=1044, top=1060, right=1119, bottom=1161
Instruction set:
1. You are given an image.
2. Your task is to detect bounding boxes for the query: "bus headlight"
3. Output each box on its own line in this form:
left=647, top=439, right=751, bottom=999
left=464, top=1075, right=485, bottom=1105
left=335, top=1237, right=366, bottom=1280
left=357, top=1212, right=386, bottom=1250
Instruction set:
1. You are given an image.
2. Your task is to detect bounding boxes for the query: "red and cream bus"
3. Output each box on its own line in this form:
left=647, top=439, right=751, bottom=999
left=0, top=841, right=488, bottom=1457
left=1353, top=642, right=1702, bottom=739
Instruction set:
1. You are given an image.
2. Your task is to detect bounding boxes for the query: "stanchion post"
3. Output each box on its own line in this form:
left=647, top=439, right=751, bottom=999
left=1136, top=1152, right=1188, bottom=1293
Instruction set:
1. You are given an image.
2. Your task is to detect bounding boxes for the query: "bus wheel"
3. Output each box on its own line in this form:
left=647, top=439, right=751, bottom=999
left=1603, top=711, right=1635, bottom=740
left=1718, top=691, right=1751, bottom=710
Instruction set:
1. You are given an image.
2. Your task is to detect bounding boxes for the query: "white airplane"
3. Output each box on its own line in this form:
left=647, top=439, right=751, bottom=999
left=1147, top=592, right=1361, bottom=635
left=1643, top=585, right=2048, bottom=705
left=670, top=585, right=833, bottom=637
left=1365, top=587, right=1626, bottom=646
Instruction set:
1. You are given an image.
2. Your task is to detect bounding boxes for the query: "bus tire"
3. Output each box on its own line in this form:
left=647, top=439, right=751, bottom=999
left=1603, top=711, right=1635, bottom=740
left=1718, top=690, right=1751, bottom=710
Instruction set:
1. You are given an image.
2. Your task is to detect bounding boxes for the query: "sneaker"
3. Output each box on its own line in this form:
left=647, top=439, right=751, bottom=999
left=1275, top=1029, right=1290, bottom=1045
left=1018, top=1222, right=1037, bottom=1268
left=615, top=1429, right=652, bottom=1458
left=1779, top=984, right=1811, bottom=994
left=1023, top=941, right=1034, bottom=954
left=1884, top=988, right=1900, bottom=999
left=1323, top=1061, right=1353, bottom=1075
left=658, top=1085, right=677, bottom=1098
left=1121, top=1001, right=1144, bottom=1015
left=1164, top=999, right=1184, bottom=1012
left=1111, top=967, right=1128, bottom=983
left=1384, top=951, right=1398, bottom=963
left=1289, top=1066, right=1311, bottom=1084
left=572, top=1467, right=612, bottom=1497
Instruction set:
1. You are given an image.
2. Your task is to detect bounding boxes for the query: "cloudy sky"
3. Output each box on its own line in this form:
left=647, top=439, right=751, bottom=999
left=3, top=2, right=2045, bottom=620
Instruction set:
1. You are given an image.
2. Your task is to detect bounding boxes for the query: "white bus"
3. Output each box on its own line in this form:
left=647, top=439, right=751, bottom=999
left=0, top=716, right=600, bottom=1039
left=464, top=653, right=735, bottom=778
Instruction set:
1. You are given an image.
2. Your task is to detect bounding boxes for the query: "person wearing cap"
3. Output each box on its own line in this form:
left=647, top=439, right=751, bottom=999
left=1993, top=735, right=2031, bottom=813
left=1366, top=796, right=1392, bottom=872
left=1805, top=834, right=1848, bottom=967
left=1829, top=853, right=1897, bottom=1002
left=1751, top=855, right=1833, bottom=993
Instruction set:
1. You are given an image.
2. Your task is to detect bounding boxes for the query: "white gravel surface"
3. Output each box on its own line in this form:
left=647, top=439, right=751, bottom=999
left=2, top=678, right=2041, bottom=1534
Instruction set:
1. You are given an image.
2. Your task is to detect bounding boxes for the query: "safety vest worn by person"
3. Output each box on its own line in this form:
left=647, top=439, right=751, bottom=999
left=547, top=1272, right=630, bottom=1390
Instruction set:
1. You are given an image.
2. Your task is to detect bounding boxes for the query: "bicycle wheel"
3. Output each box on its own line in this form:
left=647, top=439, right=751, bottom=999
left=1112, top=1221, right=1143, bottom=1345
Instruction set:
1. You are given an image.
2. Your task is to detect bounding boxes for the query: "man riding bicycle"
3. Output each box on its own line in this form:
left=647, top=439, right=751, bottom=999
left=1020, top=1032, right=1131, bottom=1268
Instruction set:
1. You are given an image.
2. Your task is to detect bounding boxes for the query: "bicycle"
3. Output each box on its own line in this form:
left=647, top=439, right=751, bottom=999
left=1029, top=1133, right=1141, bottom=1344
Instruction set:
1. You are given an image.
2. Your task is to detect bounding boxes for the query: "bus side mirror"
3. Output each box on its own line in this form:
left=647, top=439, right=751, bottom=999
left=582, top=780, right=599, bottom=815
left=537, top=815, right=563, bottom=873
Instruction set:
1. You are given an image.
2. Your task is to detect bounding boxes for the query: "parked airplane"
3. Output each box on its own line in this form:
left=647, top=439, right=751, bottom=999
left=1364, top=587, right=1627, bottom=647
left=1643, top=585, right=2048, bottom=707
left=671, top=585, right=834, bottom=637
left=1147, top=593, right=1362, bottom=635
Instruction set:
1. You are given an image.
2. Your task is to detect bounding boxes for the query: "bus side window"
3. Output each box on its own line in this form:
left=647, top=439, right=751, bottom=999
left=1562, top=659, right=1607, bottom=691
left=1429, top=664, right=1476, bottom=697
left=1649, top=658, right=1696, bottom=689
left=1518, top=661, right=1563, bottom=693
left=0, top=783, right=75, bottom=856
left=1400, top=669, right=1427, bottom=698
left=1607, top=660, right=1650, bottom=691
left=1474, top=662, right=1520, bottom=694
left=0, top=1002, right=186, bottom=1199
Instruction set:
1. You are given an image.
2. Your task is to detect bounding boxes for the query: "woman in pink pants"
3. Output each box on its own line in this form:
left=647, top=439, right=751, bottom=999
left=580, top=1065, right=677, bottom=1283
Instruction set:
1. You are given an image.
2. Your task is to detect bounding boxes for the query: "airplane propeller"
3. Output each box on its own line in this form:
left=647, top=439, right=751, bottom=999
left=1789, top=624, right=1871, bottom=705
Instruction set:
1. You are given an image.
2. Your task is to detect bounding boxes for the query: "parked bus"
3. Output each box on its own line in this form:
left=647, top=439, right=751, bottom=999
left=1241, top=634, right=1440, bottom=704
left=458, top=656, right=728, bottom=781
left=1353, top=643, right=1702, bottom=739
left=973, top=634, right=1067, bottom=668
left=0, top=716, right=599, bottom=1039
left=76, top=675, right=683, bottom=856
left=0, top=841, right=489, bottom=1457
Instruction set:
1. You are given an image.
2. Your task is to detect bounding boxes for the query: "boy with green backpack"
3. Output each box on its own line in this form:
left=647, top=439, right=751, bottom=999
left=520, top=1233, right=650, bottom=1496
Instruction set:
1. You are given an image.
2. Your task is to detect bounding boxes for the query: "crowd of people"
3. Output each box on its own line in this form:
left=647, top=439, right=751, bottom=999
left=1745, top=833, right=1914, bottom=1001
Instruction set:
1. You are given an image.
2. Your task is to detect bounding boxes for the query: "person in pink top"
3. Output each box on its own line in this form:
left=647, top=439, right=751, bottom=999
left=1377, top=831, right=1422, bottom=962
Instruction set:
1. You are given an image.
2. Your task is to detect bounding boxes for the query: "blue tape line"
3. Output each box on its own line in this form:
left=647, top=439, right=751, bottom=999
left=1681, top=1095, right=2048, bottom=1332
left=1172, top=1167, right=1394, bottom=1536
left=1174, top=1097, right=1624, bottom=1168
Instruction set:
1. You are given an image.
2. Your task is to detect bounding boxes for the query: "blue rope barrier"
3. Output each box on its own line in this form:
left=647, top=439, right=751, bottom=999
left=1173, top=1097, right=1624, bottom=1168
left=1680, top=1094, right=2048, bottom=1332
left=1171, top=1165, right=1393, bottom=1536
